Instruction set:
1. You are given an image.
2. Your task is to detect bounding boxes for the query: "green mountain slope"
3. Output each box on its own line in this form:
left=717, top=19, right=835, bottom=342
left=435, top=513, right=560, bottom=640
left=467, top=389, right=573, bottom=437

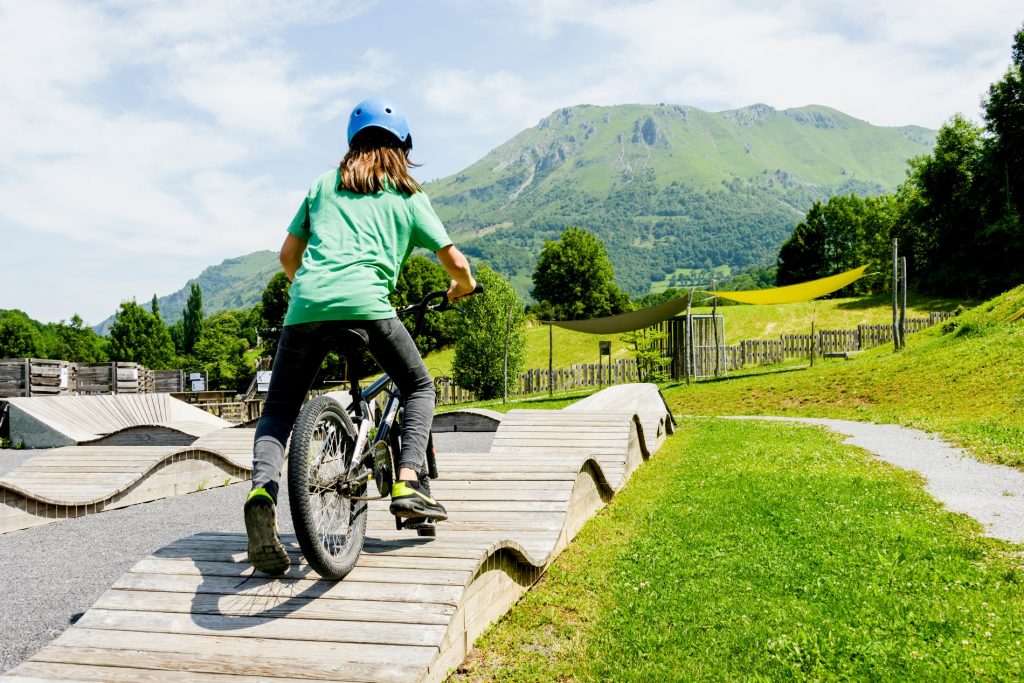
left=424, top=103, right=934, bottom=295
left=94, top=251, right=278, bottom=333
left=95, top=103, right=934, bottom=332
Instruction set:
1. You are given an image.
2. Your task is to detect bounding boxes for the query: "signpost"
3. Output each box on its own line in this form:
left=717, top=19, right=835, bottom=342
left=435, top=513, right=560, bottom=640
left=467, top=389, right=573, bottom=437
left=599, top=340, right=611, bottom=386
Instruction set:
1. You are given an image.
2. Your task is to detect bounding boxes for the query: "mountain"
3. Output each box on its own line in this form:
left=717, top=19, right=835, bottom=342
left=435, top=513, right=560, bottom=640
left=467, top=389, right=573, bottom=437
left=94, top=103, right=935, bottom=331
left=94, top=251, right=279, bottom=334
left=424, top=103, right=934, bottom=295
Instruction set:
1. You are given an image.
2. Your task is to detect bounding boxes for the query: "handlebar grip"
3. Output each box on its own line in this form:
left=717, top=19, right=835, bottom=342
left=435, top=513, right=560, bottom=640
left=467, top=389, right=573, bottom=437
left=471, top=283, right=484, bottom=294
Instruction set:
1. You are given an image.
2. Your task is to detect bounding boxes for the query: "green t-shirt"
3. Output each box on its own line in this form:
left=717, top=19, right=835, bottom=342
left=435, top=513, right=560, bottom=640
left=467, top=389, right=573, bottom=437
left=283, top=169, right=452, bottom=326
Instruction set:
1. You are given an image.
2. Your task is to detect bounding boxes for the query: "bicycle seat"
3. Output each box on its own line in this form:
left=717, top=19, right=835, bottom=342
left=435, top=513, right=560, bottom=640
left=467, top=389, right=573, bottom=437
left=336, top=328, right=370, bottom=352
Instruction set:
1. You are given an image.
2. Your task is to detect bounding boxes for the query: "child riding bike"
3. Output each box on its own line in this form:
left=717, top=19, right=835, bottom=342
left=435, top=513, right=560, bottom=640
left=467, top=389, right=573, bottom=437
left=245, top=98, right=477, bottom=575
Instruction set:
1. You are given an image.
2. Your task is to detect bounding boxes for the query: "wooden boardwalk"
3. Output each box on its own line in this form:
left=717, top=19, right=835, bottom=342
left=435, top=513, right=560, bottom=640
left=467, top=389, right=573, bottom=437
left=0, top=429, right=254, bottom=534
left=1, top=384, right=674, bottom=682
left=5, top=394, right=231, bottom=447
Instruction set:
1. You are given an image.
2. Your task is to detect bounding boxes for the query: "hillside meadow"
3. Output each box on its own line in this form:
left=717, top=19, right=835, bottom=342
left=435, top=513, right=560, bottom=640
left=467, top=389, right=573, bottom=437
left=424, top=292, right=965, bottom=377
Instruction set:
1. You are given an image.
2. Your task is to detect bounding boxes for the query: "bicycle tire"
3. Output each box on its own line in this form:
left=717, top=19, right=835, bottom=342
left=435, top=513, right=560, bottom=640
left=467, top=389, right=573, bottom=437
left=287, top=395, right=367, bottom=579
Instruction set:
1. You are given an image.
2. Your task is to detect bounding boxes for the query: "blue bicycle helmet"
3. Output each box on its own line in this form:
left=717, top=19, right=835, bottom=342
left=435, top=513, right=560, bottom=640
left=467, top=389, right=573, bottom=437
left=347, top=98, right=410, bottom=145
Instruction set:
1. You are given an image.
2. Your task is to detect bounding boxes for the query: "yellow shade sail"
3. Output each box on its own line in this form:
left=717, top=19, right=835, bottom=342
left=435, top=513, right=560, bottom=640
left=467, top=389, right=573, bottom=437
left=710, top=265, right=870, bottom=305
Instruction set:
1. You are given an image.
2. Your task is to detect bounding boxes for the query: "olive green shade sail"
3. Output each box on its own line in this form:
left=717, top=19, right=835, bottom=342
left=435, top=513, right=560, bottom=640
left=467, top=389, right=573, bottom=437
left=547, top=296, right=692, bottom=334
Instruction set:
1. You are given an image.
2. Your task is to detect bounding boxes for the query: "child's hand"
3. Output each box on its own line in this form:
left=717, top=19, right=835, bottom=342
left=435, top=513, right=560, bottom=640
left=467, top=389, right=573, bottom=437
left=447, top=278, right=477, bottom=303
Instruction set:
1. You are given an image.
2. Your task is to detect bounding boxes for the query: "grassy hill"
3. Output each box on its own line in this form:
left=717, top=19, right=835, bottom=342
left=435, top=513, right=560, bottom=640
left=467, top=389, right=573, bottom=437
left=662, top=285, right=1024, bottom=467
left=94, top=251, right=278, bottom=333
left=423, top=293, right=964, bottom=377
left=425, top=103, right=934, bottom=296
left=99, top=102, right=933, bottom=330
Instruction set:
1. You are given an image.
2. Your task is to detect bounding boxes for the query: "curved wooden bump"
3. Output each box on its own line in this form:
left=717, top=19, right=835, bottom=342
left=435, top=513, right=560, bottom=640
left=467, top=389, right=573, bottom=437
left=0, top=434, right=255, bottom=533
left=2, top=385, right=674, bottom=682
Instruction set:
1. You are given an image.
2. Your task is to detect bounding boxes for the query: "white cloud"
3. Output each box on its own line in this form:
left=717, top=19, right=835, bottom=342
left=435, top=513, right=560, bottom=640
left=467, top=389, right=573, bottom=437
left=506, top=0, right=1022, bottom=127
left=0, top=0, right=384, bottom=322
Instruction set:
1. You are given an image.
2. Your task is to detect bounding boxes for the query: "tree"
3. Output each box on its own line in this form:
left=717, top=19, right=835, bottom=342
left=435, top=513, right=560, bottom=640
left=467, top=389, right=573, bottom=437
left=983, top=24, right=1024, bottom=222
left=191, top=311, right=252, bottom=393
left=620, top=327, right=668, bottom=382
left=0, top=311, right=42, bottom=358
left=903, top=115, right=986, bottom=295
left=260, top=272, right=291, bottom=357
left=51, top=314, right=107, bottom=362
left=777, top=194, right=898, bottom=295
left=182, top=283, right=203, bottom=355
left=108, top=300, right=176, bottom=369
left=532, top=226, right=631, bottom=320
left=452, top=267, right=526, bottom=399
left=390, top=255, right=455, bottom=354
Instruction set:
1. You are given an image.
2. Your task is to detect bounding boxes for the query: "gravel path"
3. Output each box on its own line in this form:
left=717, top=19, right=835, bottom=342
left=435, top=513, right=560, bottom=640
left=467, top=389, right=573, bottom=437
left=729, top=417, right=1024, bottom=544
left=0, top=430, right=494, bottom=673
left=0, top=449, right=34, bottom=477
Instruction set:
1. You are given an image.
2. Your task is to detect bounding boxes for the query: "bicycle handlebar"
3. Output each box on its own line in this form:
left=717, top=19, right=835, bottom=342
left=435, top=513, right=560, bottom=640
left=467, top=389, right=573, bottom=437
left=398, top=283, right=484, bottom=340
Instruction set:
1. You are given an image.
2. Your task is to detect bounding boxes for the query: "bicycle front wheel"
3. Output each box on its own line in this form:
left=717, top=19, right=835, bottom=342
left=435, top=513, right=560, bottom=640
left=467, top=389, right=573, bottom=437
left=287, top=396, right=367, bottom=579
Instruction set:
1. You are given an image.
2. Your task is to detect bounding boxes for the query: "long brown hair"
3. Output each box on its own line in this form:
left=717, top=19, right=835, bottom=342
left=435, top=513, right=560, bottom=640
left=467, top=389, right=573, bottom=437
left=338, top=128, right=422, bottom=195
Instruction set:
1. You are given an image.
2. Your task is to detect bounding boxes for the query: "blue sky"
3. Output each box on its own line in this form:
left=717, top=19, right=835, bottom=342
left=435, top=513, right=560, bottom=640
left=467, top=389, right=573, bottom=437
left=1, top=0, right=1021, bottom=325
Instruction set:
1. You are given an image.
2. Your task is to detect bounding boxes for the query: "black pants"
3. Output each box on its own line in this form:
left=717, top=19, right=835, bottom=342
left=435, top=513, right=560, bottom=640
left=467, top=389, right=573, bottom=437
left=251, top=317, right=435, bottom=496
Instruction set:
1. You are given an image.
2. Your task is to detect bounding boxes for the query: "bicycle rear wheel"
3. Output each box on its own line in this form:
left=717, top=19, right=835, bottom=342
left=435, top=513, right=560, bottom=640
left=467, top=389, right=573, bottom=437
left=287, top=396, right=367, bottom=579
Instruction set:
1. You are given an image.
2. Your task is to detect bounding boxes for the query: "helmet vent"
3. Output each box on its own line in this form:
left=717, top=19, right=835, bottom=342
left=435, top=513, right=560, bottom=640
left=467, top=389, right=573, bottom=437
left=355, top=109, right=362, bottom=115
left=385, top=107, right=392, bottom=114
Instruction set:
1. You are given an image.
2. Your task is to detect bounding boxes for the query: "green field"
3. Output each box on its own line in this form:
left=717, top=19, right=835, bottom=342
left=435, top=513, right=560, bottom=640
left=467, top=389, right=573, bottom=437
left=423, top=293, right=966, bottom=378
left=452, top=418, right=1024, bottom=681
left=444, top=285, right=1024, bottom=680
left=663, top=285, right=1024, bottom=467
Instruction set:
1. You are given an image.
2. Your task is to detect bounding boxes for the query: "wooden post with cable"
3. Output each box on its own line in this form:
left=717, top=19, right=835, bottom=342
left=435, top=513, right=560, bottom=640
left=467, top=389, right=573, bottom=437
left=892, top=238, right=900, bottom=351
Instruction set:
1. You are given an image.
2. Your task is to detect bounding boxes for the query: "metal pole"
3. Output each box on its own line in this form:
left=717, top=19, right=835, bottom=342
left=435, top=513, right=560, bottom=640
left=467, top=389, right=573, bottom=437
left=685, top=287, right=695, bottom=384
left=900, top=256, right=908, bottom=350
left=548, top=323, right=553, bottom=398
left=892, top=238, right=900, bottom=352
left=503, top=304, right=513, bottom=406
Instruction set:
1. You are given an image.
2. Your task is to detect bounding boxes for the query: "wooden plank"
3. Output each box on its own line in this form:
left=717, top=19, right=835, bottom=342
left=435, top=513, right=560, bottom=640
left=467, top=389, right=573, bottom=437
left=10, top=660, right=322, bottom=683
left=126, top=558, right=472, bottom=586
left=34, top=645, right=418, bottom=683
left=112, top=572, right=464, bottom=605
left=93, top=589, right=454, bottom=625
left=75, top=608, right=447, bottom=648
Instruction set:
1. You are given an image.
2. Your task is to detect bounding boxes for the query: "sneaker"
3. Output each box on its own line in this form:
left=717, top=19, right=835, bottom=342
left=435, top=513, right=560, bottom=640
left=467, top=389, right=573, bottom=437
left=244, top=488, right=289, bottom=576
left=389, top=479, right=447, bottom=521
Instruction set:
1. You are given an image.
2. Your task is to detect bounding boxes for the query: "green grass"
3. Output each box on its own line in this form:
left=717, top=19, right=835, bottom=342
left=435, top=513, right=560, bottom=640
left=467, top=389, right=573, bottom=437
left=452, top=419, right=1024, bottom=681
left=693, top=292, right=965, bottom=341
left=422, top=324, right=634, bottom=378
left=662, top=285, right=1024, bottom=467
left=423, top=293, right=966, bottom=378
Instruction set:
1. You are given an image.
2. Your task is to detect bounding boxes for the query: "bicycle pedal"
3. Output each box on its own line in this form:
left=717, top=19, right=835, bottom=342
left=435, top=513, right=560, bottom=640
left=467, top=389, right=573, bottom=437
left=403, top=517, right=436, bottom=531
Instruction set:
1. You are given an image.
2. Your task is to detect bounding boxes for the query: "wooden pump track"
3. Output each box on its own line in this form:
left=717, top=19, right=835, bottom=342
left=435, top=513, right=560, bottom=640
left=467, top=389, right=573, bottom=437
left=0, top=428, right=255, bottom=534
left=1, top=383, right=675, bottom=682
left=4, top=394, right=233, bottom=448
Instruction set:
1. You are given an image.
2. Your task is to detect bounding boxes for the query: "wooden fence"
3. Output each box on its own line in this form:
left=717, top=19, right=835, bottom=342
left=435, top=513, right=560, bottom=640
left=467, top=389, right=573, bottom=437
left=432, top=358, right=643, bottom=405
left=719, top=312, right=957, bottom=373
left=0, top=360, right=184, bottom=398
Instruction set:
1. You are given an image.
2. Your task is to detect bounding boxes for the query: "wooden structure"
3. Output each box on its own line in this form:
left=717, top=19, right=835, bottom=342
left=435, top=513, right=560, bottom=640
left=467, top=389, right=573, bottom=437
left=0, top=359, right=74, bottom=398
left=668, top=314, right=726, bottom=381
left=0, top=384, right=674, bottom=682
left=0, top=360, right=186, bottom=399
left=4, top=394, right=231, bottom=448
left=0, top=428, right=254, bottom=534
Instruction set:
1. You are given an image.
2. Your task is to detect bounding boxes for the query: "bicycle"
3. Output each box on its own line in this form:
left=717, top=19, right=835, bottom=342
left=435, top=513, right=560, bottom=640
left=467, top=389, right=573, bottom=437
left=286, top=284, right=483, bottom=580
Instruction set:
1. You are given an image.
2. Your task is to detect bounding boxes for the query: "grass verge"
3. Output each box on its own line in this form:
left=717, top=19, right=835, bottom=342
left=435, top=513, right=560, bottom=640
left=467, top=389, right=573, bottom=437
left=661, top=287, right=1024, bottom=467
left=452, top=418, right=1024, bottom=681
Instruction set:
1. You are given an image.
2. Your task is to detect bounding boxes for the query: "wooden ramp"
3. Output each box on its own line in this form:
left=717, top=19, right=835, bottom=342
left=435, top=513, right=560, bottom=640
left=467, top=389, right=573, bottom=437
left=1, top=384, right=673, bottom=682
left=5, top=394, right=231, bottom=448
left=0, top=429, right=254, bottom=534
